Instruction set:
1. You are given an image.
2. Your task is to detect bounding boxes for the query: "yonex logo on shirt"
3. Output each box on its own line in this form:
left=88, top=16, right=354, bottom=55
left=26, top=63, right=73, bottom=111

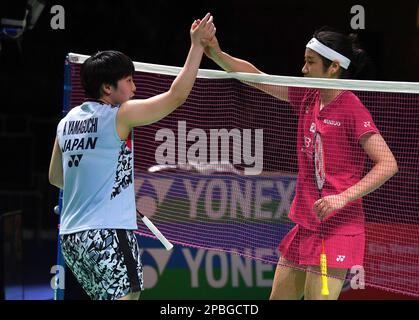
left=68, top=154, right=83, bottom=167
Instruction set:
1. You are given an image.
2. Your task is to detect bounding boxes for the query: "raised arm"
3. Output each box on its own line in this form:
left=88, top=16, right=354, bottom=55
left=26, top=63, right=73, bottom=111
left=116, top=13, right=216, bottom=138
left=204, top=35, right=262, bottom=73
left=203, top=33, right=288, bottom=102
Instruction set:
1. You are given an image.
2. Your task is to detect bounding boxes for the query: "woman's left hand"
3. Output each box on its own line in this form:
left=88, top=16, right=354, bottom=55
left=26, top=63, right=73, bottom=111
left=313, top=194, right=348, bottom=220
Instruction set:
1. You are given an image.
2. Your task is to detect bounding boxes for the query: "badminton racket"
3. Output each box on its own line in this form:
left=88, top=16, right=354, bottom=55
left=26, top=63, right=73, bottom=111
left=137, top=209, right=173, bottom=250
left=313, top=131, right=329, bottom=296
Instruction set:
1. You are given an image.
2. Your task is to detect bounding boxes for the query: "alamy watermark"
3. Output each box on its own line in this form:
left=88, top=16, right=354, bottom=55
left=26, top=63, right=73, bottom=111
left=350, top=5, right=365, bottom=30
left=50, top=265, right=65, bottom=290
left=155, top=121, right=264, bottom=175
left=350, top=265, right=365, bottom=290
left=49, top=5, right=364, bottom=31
left=50, top=5, right=65, bottom=30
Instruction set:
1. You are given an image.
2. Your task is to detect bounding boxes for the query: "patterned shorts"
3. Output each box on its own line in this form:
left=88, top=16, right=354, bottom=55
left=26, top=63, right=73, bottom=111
left=60, top=229, right=144, bottom=300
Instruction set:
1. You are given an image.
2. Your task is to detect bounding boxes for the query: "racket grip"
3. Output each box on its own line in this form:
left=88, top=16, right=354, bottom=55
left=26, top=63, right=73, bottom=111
left=141, top=215, right=173, bottom=251
left=320, top=253, right=330, bottom=296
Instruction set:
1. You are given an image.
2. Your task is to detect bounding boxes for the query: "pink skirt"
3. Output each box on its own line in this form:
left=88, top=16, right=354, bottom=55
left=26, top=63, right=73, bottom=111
left=278, top=224, right=365, bottom=269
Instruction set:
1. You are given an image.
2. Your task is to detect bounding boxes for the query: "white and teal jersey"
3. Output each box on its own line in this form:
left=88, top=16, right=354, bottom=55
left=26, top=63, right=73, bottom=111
left=57, top=101, right=137, bottom=235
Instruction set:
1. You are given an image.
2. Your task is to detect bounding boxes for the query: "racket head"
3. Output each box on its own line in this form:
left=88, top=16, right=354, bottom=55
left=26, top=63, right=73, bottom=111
left=313, top=132, right=325, bottom=191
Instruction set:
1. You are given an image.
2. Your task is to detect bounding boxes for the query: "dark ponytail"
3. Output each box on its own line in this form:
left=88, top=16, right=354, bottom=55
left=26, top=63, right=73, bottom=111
left=313, top=26, right=376, bottom=80
left=347, top=33, right=376, bottom=80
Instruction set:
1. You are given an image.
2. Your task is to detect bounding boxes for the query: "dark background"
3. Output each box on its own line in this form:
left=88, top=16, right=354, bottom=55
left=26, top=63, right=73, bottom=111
left=0, top=0, right=418, bottom=299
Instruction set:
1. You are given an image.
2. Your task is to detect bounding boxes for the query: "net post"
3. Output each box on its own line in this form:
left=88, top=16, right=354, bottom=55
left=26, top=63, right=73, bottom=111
left=54, top=55, right=72, bottom=300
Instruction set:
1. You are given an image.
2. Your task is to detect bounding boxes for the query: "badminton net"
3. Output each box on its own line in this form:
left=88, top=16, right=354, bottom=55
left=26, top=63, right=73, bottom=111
left=66, top=53, right=419, bottom=297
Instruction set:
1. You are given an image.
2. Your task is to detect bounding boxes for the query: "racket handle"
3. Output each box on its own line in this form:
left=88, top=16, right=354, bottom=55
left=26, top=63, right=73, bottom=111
left=320, top=252, right=330, bottom=296
left=141, top=215, right=173, bottom=251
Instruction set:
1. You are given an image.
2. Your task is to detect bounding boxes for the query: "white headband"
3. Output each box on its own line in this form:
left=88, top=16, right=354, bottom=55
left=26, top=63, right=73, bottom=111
left=306, top=38, right=351, bottom=70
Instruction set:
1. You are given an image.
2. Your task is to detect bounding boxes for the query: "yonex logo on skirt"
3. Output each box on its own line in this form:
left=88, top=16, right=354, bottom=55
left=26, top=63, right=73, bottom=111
left=336, top=255, right=346, bottom=262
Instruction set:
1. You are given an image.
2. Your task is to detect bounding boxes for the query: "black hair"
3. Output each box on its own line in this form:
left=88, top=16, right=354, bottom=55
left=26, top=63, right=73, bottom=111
left=312, top=26, right=375, bottom=80
left=80, top=50, right=135, bottom=99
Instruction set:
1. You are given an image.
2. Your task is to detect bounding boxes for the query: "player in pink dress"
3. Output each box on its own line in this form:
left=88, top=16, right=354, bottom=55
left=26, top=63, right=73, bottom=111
left=202, top=25, right=399, bottom=299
